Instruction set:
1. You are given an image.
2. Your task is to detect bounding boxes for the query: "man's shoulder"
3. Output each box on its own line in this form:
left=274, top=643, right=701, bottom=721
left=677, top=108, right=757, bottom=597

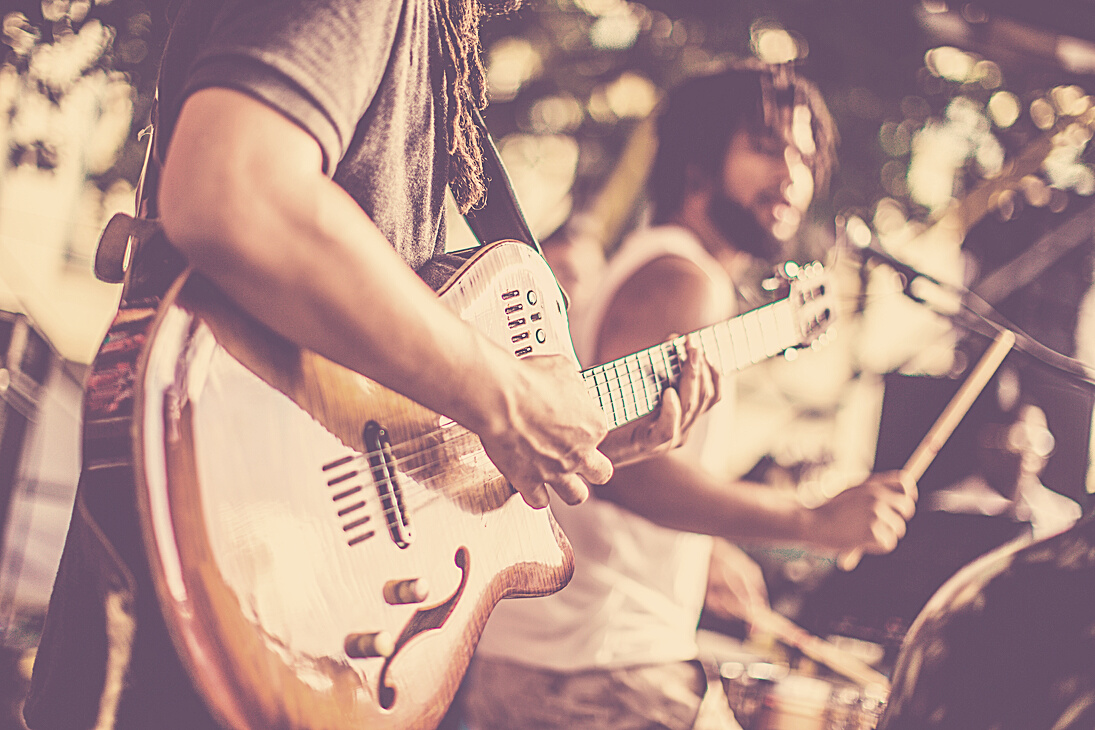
left=614, top=225, right=725, bottom=290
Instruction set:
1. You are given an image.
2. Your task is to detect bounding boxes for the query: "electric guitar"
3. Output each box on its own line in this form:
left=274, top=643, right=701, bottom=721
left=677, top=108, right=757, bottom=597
left=96, top=239, right=830, bottom=729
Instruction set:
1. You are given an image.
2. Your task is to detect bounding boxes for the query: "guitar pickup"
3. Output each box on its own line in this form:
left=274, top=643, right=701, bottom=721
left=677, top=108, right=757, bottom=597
left=363, top=421, right=413, bottom=549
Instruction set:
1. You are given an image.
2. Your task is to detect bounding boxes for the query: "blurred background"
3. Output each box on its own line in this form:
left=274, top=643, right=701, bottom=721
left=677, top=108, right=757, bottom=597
left=1, top=0, right=1094, bottom=725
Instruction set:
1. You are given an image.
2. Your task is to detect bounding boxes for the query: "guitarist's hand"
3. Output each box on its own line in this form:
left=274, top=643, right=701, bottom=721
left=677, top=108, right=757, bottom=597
left=479, top=353, right=613, bottom=509
left=598, top=334, right=720, bottom=468
left=802, top=470, right=917, bottom=555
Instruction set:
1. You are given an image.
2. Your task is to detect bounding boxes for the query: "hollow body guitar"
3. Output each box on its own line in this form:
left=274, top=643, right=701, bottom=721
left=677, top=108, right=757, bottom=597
left=127, top=239, right=830, bottom=729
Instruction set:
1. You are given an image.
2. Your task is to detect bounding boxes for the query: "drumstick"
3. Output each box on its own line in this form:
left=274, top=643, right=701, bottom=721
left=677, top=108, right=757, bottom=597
left=838, top=328, right=1016, bottom=571
left=750, top=603, right=891, bottom=689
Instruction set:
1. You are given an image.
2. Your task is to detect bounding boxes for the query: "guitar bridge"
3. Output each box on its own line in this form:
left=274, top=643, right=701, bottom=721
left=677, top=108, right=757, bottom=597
left=364, top=421, right=413, bottom=548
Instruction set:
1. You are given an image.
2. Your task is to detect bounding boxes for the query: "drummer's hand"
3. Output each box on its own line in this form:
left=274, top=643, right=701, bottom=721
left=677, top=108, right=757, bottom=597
left=704, top=538, right=769, bottom=623
left=806, top=470, right=917, bottom=555
left=598, top=334, right=720, bottom=468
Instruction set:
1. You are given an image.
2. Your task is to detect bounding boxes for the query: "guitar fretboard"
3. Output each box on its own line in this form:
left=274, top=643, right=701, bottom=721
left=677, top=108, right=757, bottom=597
left=582, top=296, right=799, bottom=430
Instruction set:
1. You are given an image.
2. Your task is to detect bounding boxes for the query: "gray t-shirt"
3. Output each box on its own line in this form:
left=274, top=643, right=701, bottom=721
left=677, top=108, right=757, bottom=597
left=157, top=0, right=451, bottom=274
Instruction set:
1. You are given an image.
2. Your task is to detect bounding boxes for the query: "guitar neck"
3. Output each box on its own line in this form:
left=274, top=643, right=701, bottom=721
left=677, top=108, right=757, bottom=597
left=581, top=295, right=799, bottom=430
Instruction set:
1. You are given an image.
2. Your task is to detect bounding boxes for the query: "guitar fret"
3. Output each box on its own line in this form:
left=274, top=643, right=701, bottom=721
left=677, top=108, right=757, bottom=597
left=579, top=268, right=828, bottom=429
left=626, top=356, right=635, bottom=420
left=728, top=319, right=750, bottom=371
left=625, top=358, right=638, bottom=421
left=644, top=349, right=659, bottom=410
left=616, top=361, right=630, bottom=427
left=743, top=311, right=766, bottom=363
left=640, top=355, right=655, bottom=413
left=698, top=328, right=720, bottom=372
left=617, top=360, right=631, bottom=424
left=773, top=301, right=796, bottom=348
left=605, top=363, right=621, bottom=427
left=589, top=368, right=607, bottom=421
left=631, top=356, right=650, bottom=418
left=711, top=323, right=727, bottom=374
left=663, top=342, right=677, bottom=380
left=627, top=360, right=641, bottom=419
left=591, top=374, right=603, bottom=410
left=610, top=361, right=625, bottom=424
left=757, top=306, right=780, bottom=357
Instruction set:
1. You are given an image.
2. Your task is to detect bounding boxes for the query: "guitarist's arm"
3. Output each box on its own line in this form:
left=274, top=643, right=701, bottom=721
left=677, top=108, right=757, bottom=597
left=590, top=256, right=916, bottom=556
left=158, top=87, right=613, bottom=508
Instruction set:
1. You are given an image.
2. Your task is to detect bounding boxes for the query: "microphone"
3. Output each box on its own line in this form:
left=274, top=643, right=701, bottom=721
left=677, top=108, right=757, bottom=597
left=853, top=245, right=939, bottom=299
left=837, top=217, right=963, bottom=316
left=837, top=217, right=1095, bottom=389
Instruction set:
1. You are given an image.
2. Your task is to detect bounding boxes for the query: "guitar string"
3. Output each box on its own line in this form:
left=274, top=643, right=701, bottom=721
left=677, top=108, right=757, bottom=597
left=379, top=357, right=683, bottom=468
left=323, top=346, right=746, bottom=537
left=334, top=335, right=797, bottom=529
left=330, top=303, right=807, bottom=504
left=322, top=297, right=830, bottom=526
left=328, top=357, right=689, bottom=515
left=347, top=334, right=813, bottom=519
left=319, top=293, right=824, bottom=519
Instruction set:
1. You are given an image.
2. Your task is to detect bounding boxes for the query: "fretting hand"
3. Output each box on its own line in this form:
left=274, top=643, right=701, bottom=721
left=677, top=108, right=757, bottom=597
left=598, top=334, right=721, bottom=468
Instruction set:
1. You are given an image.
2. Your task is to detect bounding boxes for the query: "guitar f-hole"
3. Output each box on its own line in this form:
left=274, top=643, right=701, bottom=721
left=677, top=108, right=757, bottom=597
left=377, top=547, right=470, bottom=710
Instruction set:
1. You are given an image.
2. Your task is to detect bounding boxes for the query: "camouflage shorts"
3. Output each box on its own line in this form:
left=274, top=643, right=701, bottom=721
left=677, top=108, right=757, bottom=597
left=458, top=656, right=743, bottom=730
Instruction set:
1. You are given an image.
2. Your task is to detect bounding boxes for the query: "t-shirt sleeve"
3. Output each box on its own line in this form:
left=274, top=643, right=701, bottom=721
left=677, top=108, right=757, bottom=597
left=183, top=0, right=404, bottom=174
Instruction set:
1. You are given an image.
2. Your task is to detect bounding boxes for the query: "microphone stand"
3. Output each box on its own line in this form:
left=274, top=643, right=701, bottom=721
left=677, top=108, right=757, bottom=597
left=843, top=239, right=1095, bottom=391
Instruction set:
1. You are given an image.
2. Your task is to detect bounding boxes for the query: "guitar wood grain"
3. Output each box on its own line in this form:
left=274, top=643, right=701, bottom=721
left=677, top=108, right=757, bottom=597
left=134, top=241, right=576, bottom=729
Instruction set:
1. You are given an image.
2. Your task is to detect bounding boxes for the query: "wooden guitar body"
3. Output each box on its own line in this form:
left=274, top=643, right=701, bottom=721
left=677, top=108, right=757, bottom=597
left=132, top=240, right=576, bottom=729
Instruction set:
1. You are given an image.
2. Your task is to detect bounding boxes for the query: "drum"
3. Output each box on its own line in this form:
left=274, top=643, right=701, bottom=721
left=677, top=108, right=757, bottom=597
left=720, top=661, right=887, bottom=730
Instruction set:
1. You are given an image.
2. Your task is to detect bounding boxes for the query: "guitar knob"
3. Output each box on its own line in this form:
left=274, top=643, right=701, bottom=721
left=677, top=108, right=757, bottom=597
left=345, top=631, right=395, bottom=659
left=384, top=578, right=429, bottom=605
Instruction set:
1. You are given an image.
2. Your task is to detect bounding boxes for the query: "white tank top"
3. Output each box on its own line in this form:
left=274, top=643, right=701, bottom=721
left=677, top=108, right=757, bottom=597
left=474, top=225, right=736, bottom=671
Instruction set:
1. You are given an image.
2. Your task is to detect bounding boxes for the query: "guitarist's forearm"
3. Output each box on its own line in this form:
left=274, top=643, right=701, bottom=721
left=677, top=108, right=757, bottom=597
left=159, top=88, right=521, bottom=433
left=594, top=454, right=812, bottom=544
left=159, top=89, right=613, bottom=507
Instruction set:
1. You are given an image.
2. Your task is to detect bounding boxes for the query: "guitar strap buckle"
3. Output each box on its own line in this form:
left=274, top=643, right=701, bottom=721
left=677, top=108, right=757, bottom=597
left=93, top=213, right=163, bottom=285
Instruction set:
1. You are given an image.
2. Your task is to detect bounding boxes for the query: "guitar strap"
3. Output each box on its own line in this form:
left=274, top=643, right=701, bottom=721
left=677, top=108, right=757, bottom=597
left=92, top=105, right=542, bottom=295
left=463, top=108, right=543, bottom=256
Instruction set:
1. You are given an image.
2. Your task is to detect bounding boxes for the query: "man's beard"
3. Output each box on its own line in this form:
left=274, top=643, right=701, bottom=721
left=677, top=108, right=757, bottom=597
left=706, top=192, right=782, bottom=261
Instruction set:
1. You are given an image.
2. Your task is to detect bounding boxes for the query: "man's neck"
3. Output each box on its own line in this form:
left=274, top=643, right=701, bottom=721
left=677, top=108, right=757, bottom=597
left=667, top=208, right=754, bottom=282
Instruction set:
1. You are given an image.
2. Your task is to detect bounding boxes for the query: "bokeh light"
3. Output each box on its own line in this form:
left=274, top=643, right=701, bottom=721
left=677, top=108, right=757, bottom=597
left=588, top=71, right=658, bottom=123
left=750, top=19, right=805, bottom=65
left=987, top=90, right=1020, bottom=128
left=487, top=36, right=542, bottom=102
left=590, top=6, right=641, bottom=51
left=925, top=45, right=976, bottom=83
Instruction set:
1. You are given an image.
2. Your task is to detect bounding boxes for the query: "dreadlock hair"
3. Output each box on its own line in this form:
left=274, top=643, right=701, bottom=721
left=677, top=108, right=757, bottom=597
left=649, top=60, right=838, bottom=225
left=434, top=0, right=503, bottom=213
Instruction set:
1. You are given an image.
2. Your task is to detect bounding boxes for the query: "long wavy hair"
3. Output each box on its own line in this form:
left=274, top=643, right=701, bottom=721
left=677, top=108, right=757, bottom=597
left=649, top=61, right=839, bottom=224
left=436, top=0, right=519, bottom=213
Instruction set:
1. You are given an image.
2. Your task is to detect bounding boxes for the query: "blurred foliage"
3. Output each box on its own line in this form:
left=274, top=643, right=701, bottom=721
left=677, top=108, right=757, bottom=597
left=2, top=0, right=168, bottom=189
left=4, top=0, right=1093, bottom=257
left=480, top=1, right=1094, bottom=240
left=479, top=0, right=932, bottom=236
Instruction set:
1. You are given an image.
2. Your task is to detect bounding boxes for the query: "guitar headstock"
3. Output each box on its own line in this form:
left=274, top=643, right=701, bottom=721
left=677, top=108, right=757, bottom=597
left=780, top=261, right=834, bottom=351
